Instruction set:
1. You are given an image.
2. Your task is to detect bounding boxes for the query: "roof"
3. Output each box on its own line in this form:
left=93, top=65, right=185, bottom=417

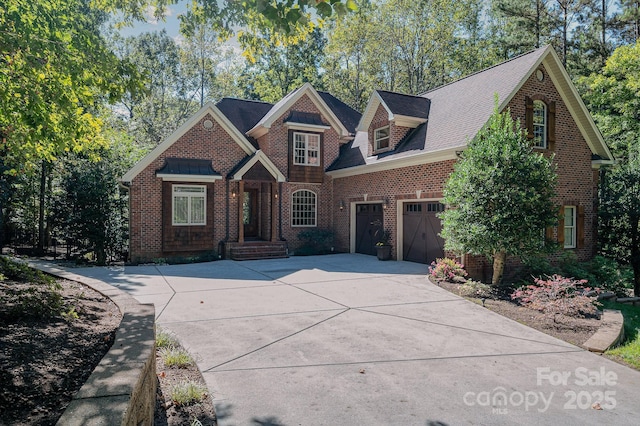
left=317, top=91, right=362, bottom=134
left=284, top=111, right=326, bottom=126
left=328, top=45, right=614, bottom=177
left=156, top=158, right=220, bottom=176
left=377, top=91, right=430, bottom=119
left=246, top=83, right=351, bottom=139
left=217, top=98, right=273, bottom=134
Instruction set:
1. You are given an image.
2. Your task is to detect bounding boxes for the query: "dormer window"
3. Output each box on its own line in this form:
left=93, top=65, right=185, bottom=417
left=533, top=101, right=547, bottom=149
left=293, top=132, right=320, bottom=166
left=374, top=126, right=390, bottom=151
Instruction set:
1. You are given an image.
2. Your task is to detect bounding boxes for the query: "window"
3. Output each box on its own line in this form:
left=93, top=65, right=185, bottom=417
left=374, top=126, right=390, bottom=151
left=172, top=185, right=206, bottom=226
left=564, top=206, right=576, bottom=248
left=533, top=100, right=547, bottom=149
left=293, top=132, right=320, bottom=166
left=291, top=190, right=317, bottom=227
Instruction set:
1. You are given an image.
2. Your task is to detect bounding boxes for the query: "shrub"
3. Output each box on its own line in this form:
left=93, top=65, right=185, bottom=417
left=459, top=281, right=493, bottom=298
left=429, top=258, right=467, bottom=282
left=296, top=228, right=335, bottom=255
left=511, top=275, right=600, bottom=319
left=160, top=347, right=194, bottom=368
left=170, top=380, right=208, bottom=407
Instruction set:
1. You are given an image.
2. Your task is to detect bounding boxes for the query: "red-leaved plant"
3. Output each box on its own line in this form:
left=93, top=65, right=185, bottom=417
left=429, top=258, right=467, bottom=282
left=511, top=275, right=601, bottom=320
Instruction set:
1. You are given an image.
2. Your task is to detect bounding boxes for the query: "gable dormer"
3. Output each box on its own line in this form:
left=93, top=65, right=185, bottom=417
left=358, top=90, right=430, bottom=156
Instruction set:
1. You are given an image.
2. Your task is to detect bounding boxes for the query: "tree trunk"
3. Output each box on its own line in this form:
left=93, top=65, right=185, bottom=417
left=492, top=251, right=507, bottom=286
left=37, top=161, right=47, bottom=255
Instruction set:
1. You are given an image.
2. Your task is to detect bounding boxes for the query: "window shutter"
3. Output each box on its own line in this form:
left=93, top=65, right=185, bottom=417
left=548, top=101, right=556, bottom=151
left=557, top=206, right=565, bottom=246
left=525, top=96, right=534, bottom=140
left=545, top=226, right=554, bottom=241
left=577, top=205, right=585, bottom=248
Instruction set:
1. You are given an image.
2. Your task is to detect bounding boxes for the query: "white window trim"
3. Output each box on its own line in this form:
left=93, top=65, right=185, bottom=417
left=291, top=189, right=317, bottom=227
left=293, top=132, right=321, bottom=167
left=374, top=125, right=390, bottom=152
left=564, top=205, right=576, bottom=249
left=172, top=184, right=206, bottom=226
left=533, top=100, right=547, bottom=149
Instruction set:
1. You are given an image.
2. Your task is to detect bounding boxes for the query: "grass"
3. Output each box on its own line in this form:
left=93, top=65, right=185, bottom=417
left=159, top=346, right=194, bottom=368
left=170, top=380, right=208, bottom=406
left=156, top=327, right=179, bottom=349
left=603, top=300, right=640, bottom=370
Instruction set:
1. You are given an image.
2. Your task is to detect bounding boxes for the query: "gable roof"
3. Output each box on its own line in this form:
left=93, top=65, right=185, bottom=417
left=122, top=102, right=257, bottom=183
left=328, top=45, right=614, bottom=177
left=357, top=90, right=431, bottom=131
left=217, top=97, right=273, bottom=134
left=317, top=91, right=362, bottom=135
left=246, top=83, right=351, bottom=139
left=228, top=150, right=286, bottom=182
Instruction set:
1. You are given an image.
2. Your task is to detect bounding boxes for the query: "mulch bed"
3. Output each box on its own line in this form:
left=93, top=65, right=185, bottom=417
left=0, top=279, right=121, bottom=425
left=435, top=280, right=601, bottom=346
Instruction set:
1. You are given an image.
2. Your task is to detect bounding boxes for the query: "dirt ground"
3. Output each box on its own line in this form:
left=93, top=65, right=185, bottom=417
left=435, top=280, right=601, bottom=346
left=0, top=279, right=121, bottom=425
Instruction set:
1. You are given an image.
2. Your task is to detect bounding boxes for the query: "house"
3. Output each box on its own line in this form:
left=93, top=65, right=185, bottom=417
left=121, top=46, right=614, bottom=278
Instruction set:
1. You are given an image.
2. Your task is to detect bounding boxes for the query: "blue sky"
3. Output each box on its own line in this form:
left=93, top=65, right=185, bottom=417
left=117, top=1, right=187, bottom=39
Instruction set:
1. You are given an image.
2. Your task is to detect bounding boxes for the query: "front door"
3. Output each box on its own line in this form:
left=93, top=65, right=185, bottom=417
left=355, top=203, right=384, bottom=256
left=243, top=188, right=259, bottom=238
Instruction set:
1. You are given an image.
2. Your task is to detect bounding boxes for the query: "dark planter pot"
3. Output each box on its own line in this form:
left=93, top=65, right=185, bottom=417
left=376, top=245, right=392, bottom=261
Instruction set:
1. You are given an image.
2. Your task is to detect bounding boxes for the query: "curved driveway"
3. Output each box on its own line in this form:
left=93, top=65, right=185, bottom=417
left=71, top=254, right=640, bottom=425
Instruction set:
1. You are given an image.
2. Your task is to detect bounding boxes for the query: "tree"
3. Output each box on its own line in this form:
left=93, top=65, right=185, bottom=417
left=439, top=102, right=558, bottom=285
left=599, top=156, right=640, bottom=296
left=580, top=41, right=640, bottom=158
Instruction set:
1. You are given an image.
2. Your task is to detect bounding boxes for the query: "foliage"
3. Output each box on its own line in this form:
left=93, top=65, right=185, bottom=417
left=429, top=258, right=468, bottom=282
left=459, top=280, right=493, bottom=298
left=156, top=327, right=179, bottom=349
left=170, top=380, right=208, bottom=407
left=598, top=158, right=640, bottom=297
left=439, top=100, right=558, bottom=285
left=375, top=230, right=391, bottom=247
left=0, top=257, right=65, bottom=319
left=603, top=300, right=640, bottom=370
left=160, top=347, right=194, bottom=368
left=296, top=228, right=335, bottom=255
left=511, top=275, right=600, bottom=319
left=580, top=41, right=640, bottom=158
left=0, top=0, right=136, bottom=173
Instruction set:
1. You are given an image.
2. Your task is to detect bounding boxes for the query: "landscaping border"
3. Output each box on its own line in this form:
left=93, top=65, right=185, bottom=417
left=26, top=261, right=157, bottom=426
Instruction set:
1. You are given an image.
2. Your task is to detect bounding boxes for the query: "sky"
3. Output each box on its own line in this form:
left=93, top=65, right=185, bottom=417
left=116, top=2, right=188, bottom=40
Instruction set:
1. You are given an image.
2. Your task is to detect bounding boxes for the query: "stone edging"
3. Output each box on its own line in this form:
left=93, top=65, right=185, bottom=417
left=582, top=309, right=625, bottom=354
left=26, top=261, right=157, bottom=426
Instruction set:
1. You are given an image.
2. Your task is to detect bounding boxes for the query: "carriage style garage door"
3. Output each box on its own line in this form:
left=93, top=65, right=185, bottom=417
left=402, top=202, right=445, bottom=264
left=355, top=204, right=384, bottom=256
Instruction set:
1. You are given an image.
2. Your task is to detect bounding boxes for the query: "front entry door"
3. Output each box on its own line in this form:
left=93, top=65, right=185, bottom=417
left=243, top=188, right=259, bottom=238
left=355, top=204, right=384, bottom=256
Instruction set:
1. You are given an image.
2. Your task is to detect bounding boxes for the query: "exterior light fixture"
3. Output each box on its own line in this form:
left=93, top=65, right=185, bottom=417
left=383, top=197, right=389, bottom=209
left=339, top=200, right=345, bottom=211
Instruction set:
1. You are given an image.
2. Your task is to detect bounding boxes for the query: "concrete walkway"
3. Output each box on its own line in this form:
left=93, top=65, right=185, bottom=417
left=70, top=254, right=640, bottom=425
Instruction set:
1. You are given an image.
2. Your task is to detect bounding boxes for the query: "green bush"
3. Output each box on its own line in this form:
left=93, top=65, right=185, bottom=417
left=0, top=257, right=55, bottom=285
left=296, top=228, right=335, bottom=255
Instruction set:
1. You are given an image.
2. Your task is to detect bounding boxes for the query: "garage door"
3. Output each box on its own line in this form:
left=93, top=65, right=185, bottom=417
left=355, top=204, right=384, bottom=256
left=403, top=202, right=445, bottom=264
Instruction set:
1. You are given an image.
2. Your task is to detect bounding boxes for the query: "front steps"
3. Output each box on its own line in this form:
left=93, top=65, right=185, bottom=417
left=225, top=241, right=288, bottom=261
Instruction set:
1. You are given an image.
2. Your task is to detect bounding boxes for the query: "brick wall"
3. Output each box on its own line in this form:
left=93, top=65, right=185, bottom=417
left=367, top=104, right=413, bottom=155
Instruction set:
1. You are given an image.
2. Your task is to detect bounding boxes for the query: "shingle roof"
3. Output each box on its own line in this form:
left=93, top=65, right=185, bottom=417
left=377, top=90, right=430, bottom=119
left=284, top=111, right=327, bottom=126
left=217, top=98, right=273, bottom=134
left=329, top=47, right=549, bottom=171
left=317, top=91, right=362, bottom=134
left=156, top=158, right=220, bottom=176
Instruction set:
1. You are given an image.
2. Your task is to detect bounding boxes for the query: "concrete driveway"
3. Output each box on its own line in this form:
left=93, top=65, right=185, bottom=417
left=71, top=254, right=640, bottom=425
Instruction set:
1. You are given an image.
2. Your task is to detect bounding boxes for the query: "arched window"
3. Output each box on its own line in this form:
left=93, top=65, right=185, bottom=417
left=533, top=100, right=547, bottom=148
left=291, top=190, right=317, bottom=227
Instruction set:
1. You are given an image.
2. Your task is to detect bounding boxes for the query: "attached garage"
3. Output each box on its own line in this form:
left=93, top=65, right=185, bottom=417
left=402, top=202, right=445, bottom=264
left=355, top=204, right=384, bottom=256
